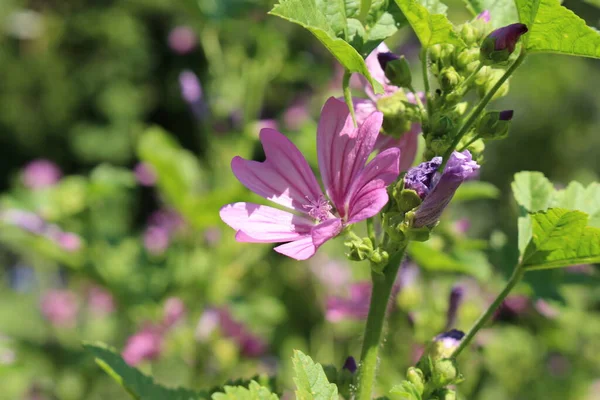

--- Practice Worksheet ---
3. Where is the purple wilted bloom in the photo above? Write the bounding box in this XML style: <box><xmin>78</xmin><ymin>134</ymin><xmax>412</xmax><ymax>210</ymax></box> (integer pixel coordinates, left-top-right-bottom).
<box><xmin>326</xmin><ymin>282</ymin><xmax>372</xmax><ymax>322</ymax></box>
<box><xmin>22</xmin><ymin>159</ymin><xmax>62</xmax><ymax>190</ymax></box>
<box><xmin>122</xmin><ymin>325</ymin><xmax>163</xmax><ymax>366</ymax></box>
<box><xmin>168</xmin><ymin>26</ymin><xmax>196</xmax><ymax>55</ymax></box>
<box><xmin>40</xmin><ymin>290</ymin><xmax>79</xmax><ymax>328</ymax></box>
<box><xmin>163</xmin><ymin>297</ymin><xmax>186</xmax><ymax>328</ymax></box>
<box><xmin>179</xmin><ymin>70</ymin><xmax>205</xmax><ymax>119</ymax></box>
<box><xmin>476</xmin><ymin>10</ymin><xmax>491</xmax><ymax>22</ymax></box>
<box><xmin>343</xmin><ymin>356</ymin><xmax>357</xmax><ymax>373</ymax></box>
<box><xmin>405</xmin><ymin>151</ymin><xmax>480</xmax><ymax>228</ymax></box>
<box><xmin>87</xmin><ymin>286</ymin><xmax>115</xmax><ymax>316</ymax></box>
<box><xmin>220</xmin><ymin>98</ymin><xmax>400</xmax><ymax>260</ymax></box>
<box><xmin>143</xmin><ymin>226</ymin><xmax>170</xmax><ymax>255</ymax></box>
<box><xmin>445</xmin><ymin>285</ymin><xmax>464</xmax><ymax>330</ymax></box>
<box><xmin>134</xmin><ymin>162</ymin><xmax>157</xmax><ymax>186</ymax></box>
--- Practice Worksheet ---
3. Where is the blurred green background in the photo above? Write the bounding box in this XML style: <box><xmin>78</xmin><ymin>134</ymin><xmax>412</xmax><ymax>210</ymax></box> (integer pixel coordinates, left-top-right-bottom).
<box><xmin>0</xmin><ymin>0</ymin><xmax>599</xmax><ymax>399</ymax></box>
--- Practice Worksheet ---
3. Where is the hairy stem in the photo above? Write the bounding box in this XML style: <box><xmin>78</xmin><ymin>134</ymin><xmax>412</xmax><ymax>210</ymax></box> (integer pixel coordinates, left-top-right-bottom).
<box><xmin>366</xmin><ymin>217</ymin><xmax>377</xmax><ymax>247</ymax></box>
<box><xmin>343</xmin><ymin>70</ymin><xmax>357</xmax><ymax>127</ymax></box>
<box><xmin>420</xmin><ymin>48</ymin><xmax>433</xmax><ymax>127</ymax></box>
<box><xmin>442</xmin><ymin>51</ymin><xmax>527</xmax><ymax>165</ymax></box>
<box><xmin>356</xmin><ymin>247</ymin><xmax>407</xmax><ymax>400</ymax></box>
<box><xmin>451</xmin><ymin>264</ymin><xmax>525</xmax><ymax>358</ymax></box>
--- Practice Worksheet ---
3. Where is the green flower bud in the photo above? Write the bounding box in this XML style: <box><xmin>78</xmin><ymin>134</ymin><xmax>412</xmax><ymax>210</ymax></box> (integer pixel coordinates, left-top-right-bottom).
<box><xmin>436</xmin><ymin>388</ymin><xmax>457</xmax><ymax>400</ymax></box>
<box><xmin>432</xmin><ymin>358</ymin><xmax>460</xmax><ymax>387</ymax></box>
<box><xmin>460</xmin><ymin>23</ymin><xmax>478</xmax><ymax>45</ymax></box>
<box><xmin>429</xmin><ymin>44</ymin><xmax>443</xmax><ymax>62</ymax></box>
<box><xmin>477</xmin><ymin>110</ymin><xmax>513</xmax><ymax>140</ymax></box>
<box><xmin>440</xmin><ymin>67</ymin><xmax>461</xmax><ymax>91</ymax></box>
<box><xmin>440</xmin><ymin>44</ymin><xmax>455</xmax><ymax>65</ymax></box>
<box><xmin>345</xmin><ymin>237</ymin><xmax>374</xmax><ymax>261</ymax></box>
<box><xmin>370</xmin><ymin>249</ymin><xmax>389</xmax><ymax>273</ymax></box>
<box><xmin>378</xmin><ymin>52</ymin><xmax>412</xmax><ymax>88</ymax></box>
<box><xmin>376</xmin><ymin>91</ymin><xmax>414</xmax><ymax>137</ymax></box>
<box><xmin>396</xmin><ymin>188</ymin><xmax>422</xmax><ymax>213</ymax></box>
<box><xmin>456</xmin><ymin>48</ymin><xmax>480</xmax><ymax>71</ymax></box>
<box><xmin>407</xmin><ymin>367</ymin><xmax>425</xmax><ymax>395</ymax></box>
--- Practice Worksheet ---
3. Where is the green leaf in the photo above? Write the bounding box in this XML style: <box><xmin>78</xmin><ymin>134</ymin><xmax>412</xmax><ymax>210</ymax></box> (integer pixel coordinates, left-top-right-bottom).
<box><xmin>292</xmin><ymin>350</ymin><xmax>339</xmax><ymax>400</ymax></box>
<box><xmin>452</xmin><ymin>181</ymin><xmax>500</xmax><ymax>201</ymax></box>
<box><xmin>84</xmin><ymin>342</ymin><xmax>208</xmax><ymax>400</ymax></box>
<box><xmin>361</xmin><ymin>0</ymin><xmax>407</xmax><ymax>56</ymax></box>
<box><xmin>511</xmin><ymin>171</ymin><xmax>555</xmax><ymax>212</ymax></box>
<box><xmin>408</xmin><ymin>242</ymin><xmax>491</xmax><ymax>281</ymax></box>
<box><xmin>394</xmin><ymin>0</ymin><xmax>465</xmax><ymax>47</ymax></box>
<box><xmin>553</xmin><ymin>181</ymin><xmax>600</xmax><ymax>228</ymax></box>
<box><xmin>211</xmin><ymin>381</ymin><xmax>279</xmax><ymax>400</ymax></box>
<box><xmin>521</xmin><ymin>208</ymin><xmax>600</xmax><ymax>270</ymax></box>
<box><xmin>269</xmin><ymin>0</ymin><xmax>383</xmax><ymax>93</ymax></box>
<box><xmin>462</xmin><ymin>0</ymin><xmax>519</xmax><ymax>28</ymax></box>
<box><xmin>515</xmin><ymin>0</ymin><xmax>600</xmax><ymax>58</ymax></box>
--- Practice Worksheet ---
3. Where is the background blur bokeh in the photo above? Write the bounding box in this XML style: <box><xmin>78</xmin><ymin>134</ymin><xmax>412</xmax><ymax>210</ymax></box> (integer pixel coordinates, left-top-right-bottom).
<box><xmin>0</xmin><ymin>0</ymin><xmax>599</xmax><ymax>399</ymax></box>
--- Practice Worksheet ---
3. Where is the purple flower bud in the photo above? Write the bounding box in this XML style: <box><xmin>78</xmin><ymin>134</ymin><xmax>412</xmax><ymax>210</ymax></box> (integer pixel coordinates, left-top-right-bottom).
<box><xmin>446</xmin><ymin>285</ymin><xmax>464</xmax><ymax>330</ymax></box>
<box><xmin>22</xmin><ymin>159</ymin><xmax>62</xmax><ymax>190</ymax></box>
<box><xmin>377</xmin><ymin>52</ymin><xmax>400</xmax><ymax>72</ymax></box>
<box><xmin>134</xmin><ymin>162</ymin><xmax>157</xmax><ymax>186</ymax></box>
<box><xmin>481</xmin><ymin>23</ymin><xmax>528</xmax><ymax>64</ymax></box>
<box><xmin>434</xmin><ymin>329</ymin><xmax>465</xmax><ymax>349</ymax></box>
<box><xmin>168</xmin><ymin>26</ymin><xmax>196</xmax><ymax>55</ymax></box>
<box><xmin>499</xmin><ymin>110</ymin><xmax>514</xmax><ymax>121</ymax></box>
<box><xmin>405</xmin><ymin>151</ymin><xmax>480</xmax><ymax>228</ymax></box>
<box><xmin>122</xmin><ymin>325</ymin><xmax>163</xmax><ymax>366</ymax></box>
<box><xmin>40</xmin><ymin>290</ymin><xmax>79</xmax><ymax>328</ymax></box>
<box><xmin>342</xmin><ymin>356</ymin><xmax>357</xmax><ymax>373</ymax></box>
<box><xmin>476</xmin><ymin>10</ymin><xmax>490</xmax><ymax>22</ymax></box>
<box><xmin>163</xmin><ymin>297</ymin><xmax>186</xmax><ymax>328</ymax></box>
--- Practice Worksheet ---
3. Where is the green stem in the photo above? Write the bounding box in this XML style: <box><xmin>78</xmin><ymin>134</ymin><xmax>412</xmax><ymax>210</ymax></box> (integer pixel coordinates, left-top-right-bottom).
<box><xmin>456</xmin><ymin>63</ymin><xmax>484</xmax><ymax>94</ymax></box>
<box><xmin>451</xmin><ymin>264</ymin><xmax>525</xmax><ymax>358</ymax></box>
<box><xmin>356</xmin><ymin>247</ymin><xmax>407</xmax><ymax>400</ymax></box>
<box><xmin>458</xmin><ymin>133</ymin><xmax>481</xmax><ymax>152</ymax></box>
<box><xmin>420</xmin><ymin>48</ymin><xmax>433</xmax><ymax>126</ymax></box>
<box><xmin>359</xmin><ymin>0</ymin><xmax>372</xmax><ymax>23</ymax></box>
<box><xmin>366</xmin><ymin>217</ymin><xmax>377</xmax><ymax>247</ymax></box>
<box><xmin>441</xmin><ymin>51</ymin><xmax>527</xmax><ymax>166</ymax></box>
<box><xmin>343</xmin><ymin>70</ymin><xmax>357</xmax><ymax>127</ymax></box>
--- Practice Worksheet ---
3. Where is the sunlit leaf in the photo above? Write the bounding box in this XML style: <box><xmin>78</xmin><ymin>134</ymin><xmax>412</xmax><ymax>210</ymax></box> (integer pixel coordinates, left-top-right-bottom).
<box><xmin>462</xmin><ymin>0</ymin><xmax>519</xmax><ymax>28</ymax></box>
<box><xmin>292</xmin><ymin>350</ymin><xmax>338</xmax><ymax>400</ymax></box>
<box><xmin>394</xmin><ymin>0</ymin><xmax>464</xmax><ymax>47</ymax></box>
<box><xmin>521</xmin><ymin>208</ymin><xmax>600</xmax><ymax>270</ymax></box>
<box><xmin>211</xmin><ymin>381</ymin><xmax>279</xmax><ymax>400</ymax></box>
<box><xmin>515</xmin><ymin>0</ymin><xmax>600</xmax><ymax>58</ymax></box>
<box><xmin>553</xmin><ymin>181</ymin><xmax>600</xmax><ymax>228</ymax></box>
<box><xmin>408</xmin><ymin>242</ymin><xmax>491</xmax><ymax>281</ymax></box>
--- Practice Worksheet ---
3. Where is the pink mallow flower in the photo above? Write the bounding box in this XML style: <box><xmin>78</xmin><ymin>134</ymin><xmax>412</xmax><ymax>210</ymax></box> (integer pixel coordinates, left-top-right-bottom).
<box><xmin>134</xmin><ymin>162</ymin><xmax>157</xmax><ymax>186</ymax></box>
<box><xmin>162</xmin><ymin>297</ymin><xmax>186</xmax><ymax>328</ymax></box>
<box><xmin>40</xmin><ymin>290</ymin><xmax>79</xmax><ymax>328</ymax></box>
<box><xmin>219</xmin><ymin>97</ymin><xmax>400</xmax><ymax>260</ymax></box>
<box><xmin>87</xmin><ymin>286</ymin><xmax>115</xmax><ymax>316</ymax></box>
<box><xmin>122</xmin><ymin>325</ymin><xmax>163</xmax><ymax>366</ymax></box>
<box><xmin>354</xmin><ymin>43</ymin><xmax>423</xmax><ymax>170</ymax></box>
<box><xmin>22</xmin><ymin>159</ymin><xmax>62</xmax><ymax>190</ymax></box>
<box><xmin>326</xmin><ymin>282</ymin><xmax>372</xmax><ymax>322</ymax></box>
<box><xmin>168</xmin><ymin>26</ymin><xmax>196</xmax><ymax>55</ymax></box>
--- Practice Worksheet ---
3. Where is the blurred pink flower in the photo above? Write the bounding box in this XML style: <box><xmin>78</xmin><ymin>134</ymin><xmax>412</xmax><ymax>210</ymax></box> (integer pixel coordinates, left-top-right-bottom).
<box><xmin>310</xmin><ymin>258</ymin><xmax>351</xmax><ymax>291</ymax></box>
<box><xmin>134</xmin><ymin>162</ymin><xmax>157</xmax><ymax>186</ymax></box>
<box><xmin>122</xmin><ymin>325</ymin><xmax>163</xmax><ymax>366</ymax></box>
<box><xmin>87</xmin><ymin>286</ymin><xmax>115</xmax><ymax>316</ymax></box>
<box><xmin>163</xmin><ymin>297</ymin><xmax>186</xmax><ymax>328</ymax></box>
<box><xmin>283</xmin><ymin>98</ymin><xmax>310</xmax><ymax>131</ymax></box>
<box><xmin>168</xmin><ymin>26</ymin><xmax>196</xmax><ymax>55</ymax></box>
<box><xmin>40</xmin><ymin>290</ymin><xmax>79</xmax><ymax>327</ymax></box>
<box><xmin>22</xmin><ymin>159</ymin><xmax>62</xmax><ymax>189</ymax></box>
<box><xmin>326</xmin><ymin>282</ymin><xmax>372</xmax><ymax>322</ymax></box>
<box><xmin>54</xmin><ymin>232</ymin><xmax>82</xmax><ymax>252</ymax></box>
<box><xmin>195</xmin><ymin>308</ymin><xmax>220</xmax><ymax>341</ymax></box>
<box><xmin>220</xmin><ymin>97</ymin><xmax>400</xmax><ymax>260</ymax></box>
<box><xmin>143</xmin><ymin>226</ymin><xmax>170</xmax><ymax>255</ymax></box>
<box><xmin>0</xmin><ymin>209</ymin><xmax>45</xmax><ymax>234</ymax></box>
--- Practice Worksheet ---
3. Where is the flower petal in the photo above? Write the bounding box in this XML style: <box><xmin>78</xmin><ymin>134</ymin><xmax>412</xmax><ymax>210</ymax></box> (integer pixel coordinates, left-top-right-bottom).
<box><xmin>346</xmin><ymin>148</ymin><xmax>400</xmax><ymax>224</ymax></box>
<box><xmin>231</xmin><ymin>129</ymin><xmax>323</xmax><ymax>212</ymax></box>
<box><xmin>274</xmin><ymin>237</ymin><xmax>316</xmax><ymax>260</ymax></box>
<box><xmin>311</xmin><ymin>218</ymin><xmax>343</xmax><ymax>248</ymax></box>
<box><xmin>317</xmin><ymin>97</ymin><xmax>383</xmax><ymax>219</ymax></box>
<box><xmin>361</xmin><ymin>42</ymin><xmax>398</xmax><ymax>101</ymax></box>
<box><xmin>375</xmin><ymin>123</ymin><xmax>421</xmax><ymax>172</ymax></box>
<box><xmin>220</xmin><ymin>202</ymin><xmax>313</xmax><ymax>242</ymax></box>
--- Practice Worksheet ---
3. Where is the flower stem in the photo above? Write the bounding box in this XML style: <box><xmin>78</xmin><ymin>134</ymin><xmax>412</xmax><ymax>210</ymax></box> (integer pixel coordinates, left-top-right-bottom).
<box><xmin>442</xmin><ymin>51</ymin><xmax>527</xmax><ymax>165</ymax></box>
<box><xmin>343</xmin><ymin>70</ymin><xmax>357</xmax><ymax>127</ymax></box>
<box><xmin>366</xmin><ymin>218</ymin><xmax>377</xmax><ymax>247</ymax></box>
<box><xmin>420</xmin><ymin>48</ymin><xmax>433</xmax><ymax>127</ymax></box>
<box><xmin>359</xmin><ymin>0</ymin><xmax>372</xmax><ymax>23</ymax></box>
<box><xmin>356</xmin><ymin>247</ymin><xmax>407</xmax><ymax>400</ymax></box>
<box><xmin>451</xmin><ymin>264</ymin><xmax>525</xmax><ymax>358</ymax></box>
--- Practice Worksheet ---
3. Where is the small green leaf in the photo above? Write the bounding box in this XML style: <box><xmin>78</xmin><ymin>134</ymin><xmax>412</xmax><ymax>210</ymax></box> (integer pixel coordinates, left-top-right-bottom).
<box><xmin>408</xmin><ymin>242</ymin><xmax>491</xmax><ymax>281</ymax></box>
<box><xmin>521</xmin><ymin>208</ymin><xmax>600</xmax><ymax>270</ymax></box>
<box><xmin>84</xmin><ymin>342</ymin><xmax>208</xmax><ymax>400</ymax></box>
<box><xmin>394</xmin><ymin>0</ymin><xmax>465</xmax><ymax>47</ymax></box>
<box><xmin>269</xmin><ymin>0</ymin><xmax>383</xmax><ymax>93</ymax></box>
<box><xmin>211</xmin><ymin>381</ymin><xmax>279</xmax><ymax>400</ymax></box>
<box><xmin>511</xmin><ymin>171</ymin><xmax>555</xmax><ymax>212</ymax></box>
<box><xmin>515</xmin><ymin>0</ymin><xmax>600</xmax><ymax>58</ymax></box>
<box><xmin>452</xmin><ymin>181</ymin><xmax>500</xmax><ymax>201</ymax></box>
<box><xmin>292</xmin><ymin>350</ymin><xmax>339</xmax><ymax>400</ymax></box>
<box><xmin>462</xmin><ymin>0</ymin><xmax>519</xmax><ymax>28</ymax></box>
<box><xmin>553</xmin><ymin>181</ymin><xmax>600</xmax><ymax>228</ymax></box>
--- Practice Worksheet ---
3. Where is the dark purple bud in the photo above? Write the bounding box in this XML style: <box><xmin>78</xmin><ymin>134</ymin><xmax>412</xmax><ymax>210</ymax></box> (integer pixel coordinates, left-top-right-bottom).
<box><xmin>445</xmin><ymin>285</ymin><xmax>464</xmax><ymax>330</ymax></box>
<box><xmin>377</xmin><ymin>52</ymin><xmax>400</xmax><ymax>72</ymax></box>
<box><xmin>342</xmin><ymin>356</ymin><xmax>357</xmax><ymax>374</ymax></box>
<box><xmin>499</xmin><ymin>110</ymin><xmax>514</xmax><ymax>121</ymax></box>
<box><xmin>434</xmin><ymin>329</ymin><xmax>465</xmax><ymax>349</ymax></box>
<box><xmin>406</xmin><ymin>151</ymin><xmax>480</xmax><ymax>228</ymax></box>
<box><xmin>476</xmin><ymin>10</ymin><xmax>490</xmax><ymax>22</ymax></box>
<box><xmin>480</xmin><ymin>23</ymin><xmax>528</xmax><ymax>64</ymax></box>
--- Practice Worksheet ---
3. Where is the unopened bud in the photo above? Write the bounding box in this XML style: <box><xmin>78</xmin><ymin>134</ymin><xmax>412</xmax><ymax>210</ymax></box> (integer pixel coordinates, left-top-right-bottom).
<box><xmin>436</xmin><ymin>388</ymin><xmax>457</xmax><ymax>400</ymax></box>
<box><xmin>480</xmin><ymin>23</ymin><xmax>528</xmax><ymax>65</ymax></box>
<box><xmin>460</xmin><ymin>23</ymin><xmax>478</xmax><ymax>45</ymax></box>
<box><xmin>407</xmin><ymin>367</ymin><xmax>425</xmax><ymax>395</ymax></box>
<box><xmin>476</xmin><ymin>10</ymin><xmax>491</xmax><ymax>23</ymax></box>
<box><xmin>342</xmin><ymin>356</ymin><xmax>357</xmax><ymax>373</ymax></box>
<box><xmin>396</xmin><ymin>188</ymin><xmax>423</xmax><ymax>213</ymax></box>
<box><xmin>370</xmin><ymin>249</ymin><xmax>389</xmax><ymax>273</ymax></box>
<box><xmin>440</xmin><ymin>67</ymin><xmax>461</xmax><ymax>91</ymax></box>
<box><xmin>345</xmin><ymin>237</ymin><xmax>374</xmax><ymax>261</ymax></box>
<box><xmin>378</xmin><ymin>52</ymin><xmax>412</xmax><ymax>88</ymax></box>
<box><xmin>477</xmin><ymin>110</ymin><xmax>513</xmax><ymax>140</ymax></box>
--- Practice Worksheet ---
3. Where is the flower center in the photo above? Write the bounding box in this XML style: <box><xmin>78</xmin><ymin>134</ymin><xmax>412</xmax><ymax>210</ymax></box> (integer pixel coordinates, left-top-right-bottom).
<box><xmin>303</xmin><ymin>196</ymin><xmax>333</xmax><ymax>222</ymax></box>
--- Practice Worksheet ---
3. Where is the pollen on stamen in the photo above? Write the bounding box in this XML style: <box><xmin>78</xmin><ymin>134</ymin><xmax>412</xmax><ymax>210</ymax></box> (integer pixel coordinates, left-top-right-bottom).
<box><xmin>303</xmin><ymin>196</ymin><xmax>333</xmax><ymax>222</ymax></box>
